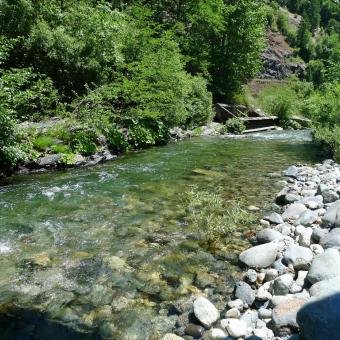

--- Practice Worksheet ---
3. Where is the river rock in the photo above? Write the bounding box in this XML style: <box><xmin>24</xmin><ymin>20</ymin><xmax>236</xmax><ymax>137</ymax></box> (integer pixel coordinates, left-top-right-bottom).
<box><xmin>234</xmin><ymin>281</ymin><xmax>255</xmax><ymax>306</ymax></box>
<box><xmin>322</xmin><ymin>190</ymin><xmax>339</xmax><ymax>204</ymax></box>
<box><xmin>185</xmin><ymin>324</ymin><xmax>205</xmax><ymax>338</ymax></box>
<box><xmin>204</xmin><ymin>328</ymin><xmax>227</xmax><ymax>339</ymax></box>
<box><xmin>310</xmin><ymin>244</ymin><xmax>324</xmax><ymax>255</ymax></box>
<box><xmin>284</xmin><ymin>193</ymin><xmax>300</xmax><ymax>204</ymax></box>
<box><xmin>245</xmin><ymin>269</ymin><xmax>257</xmax><ymax>283</ymax></box>
<box><xmin>193</xmin><ymin>297</ymin><xmax>219</xmax><ymax>328</ymax></box>
<box><xmin>162</xmin><ymin>334</ymin><xmax>185</xmax><ymax>340</ymax></box>
<box><xmin>227</xmin><ymin>299</ymin><xmax>243</xmax><ymax>311</ymax></box>
<box><xmin>257</xmin><ymin>228</ymin><xmax>283</xmax><ymax>244</ymax></box>
<box><xmin>298</xmin><ymin>227</ymin><xmax>313</xmax><ymax>247</ymax></box>
<box><xmin>272</xmin><ymin>298</ymin><xmax>305</xmax><ymax>334</ymax></box>
<box><xmin>221</xmin><ymin>319</ymin><xmax>247</xmax><ymax>338</ymax></box>
<box><xmin>297</xmin><ymin>293</ymin><xmax>340</xmax><ymax>340</ymax></box>
<box><xmin>259</xmin><ymin>308</ymin><xmax>272</xmax><ymax>319</ymax></box>
<box><xmin>299</xmin><ymin>195</ymin><xmax>324</xmax><ymax>209</ymax></box>
<box><xmin>294</xmin><ymin>210</ymin><xmax>318</xmax><ymax>227</ymax></box>
<box><xmin>225</xmin><ymin>308</ymin><xmax>240</xmax><ymax>319</ymax></box>
<box><xmin>311</xmin><ymin>228</ymin><xmax>328</xmax><ymax>243</ymax></box>
<box><xmin>309</xmin><ymin>275</ymin><xmax>340</xmax><ymax>299</ymax></box>
<box><xmin>265</xmin><ymin>212</ymin><xmax>284</xmax><ymax>225</ymax></box>
<box><xmin>296</xmin><ymin>271</ymin><xmax>308</xmax><ymax>287</ymax></box>
<box><xmin>283</xmin><ymin>244</ymin><xmax>313</xmax><ymax>270</ymax></box>
<box><xmin>240</xmin><ymin>310</ymin><xmax>259</xmax><ymax>328</ymax></box>
<box><xmin>307</xmin><ymin>248</ymin><xmax>340</xmax><ymax>284</ymax></box>
<box><xmin>282</xmin><ymin>204</ymin><xmax>307</xmax><ymax>221</ymax></box>
<box><xmin>285</xmin><ymin>166</ymin><xmax>299</xmax><ymax>178</ymax></box>
<box><xmin>37</xmin><ymin>154</ymin><xmax>62</xmax><ymax>168</ymax></box>
<box><xmin>322</xmin><ymin>200</ymin><xmax>340</xmax><ymax>227</ymax></box>
<box><xmin>320</xmin><ymin>228</ymin><xmax>340</xmax><ymax>249</ymax></box>
<box><xmin>273</xmin><ymin>274</ymin><xmax>293</xmax><ymax>295</ymax></box>
<box><xmin>239</xmin><ymin>242</ymin><xmax>279</xmax><ymax>268</ymax></box>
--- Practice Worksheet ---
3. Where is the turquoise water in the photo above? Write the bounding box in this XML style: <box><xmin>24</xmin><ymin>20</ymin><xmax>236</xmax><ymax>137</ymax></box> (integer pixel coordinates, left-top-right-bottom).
<box><xmin>0</xmin><ymin>132</ymin><xmax>321</xmax><ymax>339</ymax></box>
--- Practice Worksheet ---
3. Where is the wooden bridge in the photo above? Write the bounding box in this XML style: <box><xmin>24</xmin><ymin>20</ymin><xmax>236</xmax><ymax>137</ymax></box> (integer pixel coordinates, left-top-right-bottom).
<box><xmin>214</xmin><ymin>103</ymin><xmax>310</xmax><ymax>133</ymax></box>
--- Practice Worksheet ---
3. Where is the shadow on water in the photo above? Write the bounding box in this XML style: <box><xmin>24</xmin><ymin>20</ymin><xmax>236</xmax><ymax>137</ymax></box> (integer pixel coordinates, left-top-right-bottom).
<box><xmin>0</xmin><ymin>306</ymin><xmax>99</xmax><ymax>340</ymax></box>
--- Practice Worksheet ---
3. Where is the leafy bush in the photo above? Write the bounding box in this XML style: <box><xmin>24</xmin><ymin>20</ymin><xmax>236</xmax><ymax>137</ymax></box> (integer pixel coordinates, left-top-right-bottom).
<box><xmin>313</xmin><ymin>126</ymin><xmax>340</xmax><ymax>161</ymax></box>
<box><xmin>183</xmin><ymin>188</ymin><xmax>254</xmax><ymax>244</ymax></box>
<box><xmin>0</xmin><ymin>68</ymin><xmax>58</xmax><ymax>121</ymax></box>
<box><xmin>258</xmin><ymin>85</ymin><xmax>299</xmax><ymax>127</ymax></box>
<box><xmin>0</xmin><ymin>105</ymin><xmax>28</xmax><ymax>170</ymax></box>
<box><xmin>69</xmin><ymin>128</ymin><xmax>97</xmax><ymax>156</ymax></box>
<box><xmin>222</xmin><ymin>118</ymin><xmax>246</xmax><ymax>134</ymax></box>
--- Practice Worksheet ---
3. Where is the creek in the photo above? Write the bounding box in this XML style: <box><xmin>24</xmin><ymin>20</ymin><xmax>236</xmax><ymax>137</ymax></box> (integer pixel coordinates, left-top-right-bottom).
<box><xmin>0</xmin><ymin>131</ymin><xmax>322</xmax><ymax>339</ymax></box>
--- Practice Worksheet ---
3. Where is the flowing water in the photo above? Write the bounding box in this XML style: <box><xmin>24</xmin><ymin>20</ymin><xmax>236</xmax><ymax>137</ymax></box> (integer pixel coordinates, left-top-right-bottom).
<box><xmin>0</xmin><ymin>131</ymin><xmax>322</xmax><ymax>339</ymax></box>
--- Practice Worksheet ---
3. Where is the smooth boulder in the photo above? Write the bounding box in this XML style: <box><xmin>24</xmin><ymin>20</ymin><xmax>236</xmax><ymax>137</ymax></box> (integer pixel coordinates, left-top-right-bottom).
<box><xmin>235</xmin><ymin>281</ymin><xmax>255</xmax><ymax>306</ymax></box>
<box><xmin>322</xmin><ymin>200</ymin><xmax>340</xmax><ymax>227</ymax></box>
<box><xmin>320</xmin><ymin>228</ymin><xmax>340</xmax><ymax>249</ymax></box>
<box><xmin>282</xmin><ymin>204</ymin><xmax>307</xmax><ymax>221</ymax></box>
<box><xmin>283</xmin><ymin>244</ymin><xmax>313</xmax><ymax>270</ymax></box>
<box><xmin>256</xmin><ymin>228</ymin><xmax>283</xmax><ymax>244</ymax></box>
<box><xmin>193</xmin><ymin>297</ymin><xmax>219</xmax><ymax>328</ymax></box>
<box><xmin>239</xmin><ymin>242</ymin><xmax>279</xmax><ymax>268</ymax></box>
<box><xmin>307</xmin><ymin>248</ymin><xmax>340</xmax><ymax>284</ymax></box>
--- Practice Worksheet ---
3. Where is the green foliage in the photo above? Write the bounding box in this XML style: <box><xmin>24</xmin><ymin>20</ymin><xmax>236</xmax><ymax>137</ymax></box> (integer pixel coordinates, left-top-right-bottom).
<box><xmin>0</xmin><ymin>68</ymin><xmax>58</xmax><ymax>121</ymax></box>
<box><xmin>183</xmin><ymin>187</ymin><xmax>254</xmax><ymax>243</ymax></box>
<box><xmin>258</xmin><ymin>85</ymin><xmax>299</xmax><ymax>127</ymax></box>
<box><xmin>222</xmin><ymin>118</ymin><xmax>246</xmax><ymax>135</ymax></box>
<box><xmin>50</xmin><ymin>144</ymin><xmax>70</xmax><ymax>154</ymax></box>
<box><xmin>33</xmin><ymin>136</ymin><xmax>55</xmax><ymax>151</ymax></box>
<box><xmin>69</xmin><ymin>128</ymin><xmax>97</xmax><ymax>156</ymax></box>
<box><xmin>277</xmin><ymin>10</ymin><xmax>297</xmax><ymax>45</ymax></box>
<box><xmin>0</xmin><ymin>104</ymin><xmax>28</xmax><ymax>170</ymax></box>
<box><xmin>313</xmin><ymin>126</ymin><xmax>340</xmax><ymax>161</ymax></box>
<box><xmin>301</xmin><ymin>82</ymin><xmax>340</xmax><ymax>127</ymax></box>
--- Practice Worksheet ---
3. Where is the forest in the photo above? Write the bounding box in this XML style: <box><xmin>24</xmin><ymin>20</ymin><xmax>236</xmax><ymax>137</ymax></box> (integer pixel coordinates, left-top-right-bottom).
<box><xmin>0</xmin><ymin>0</ymin><xmax>339</xmax><ymax>175</ymax></box>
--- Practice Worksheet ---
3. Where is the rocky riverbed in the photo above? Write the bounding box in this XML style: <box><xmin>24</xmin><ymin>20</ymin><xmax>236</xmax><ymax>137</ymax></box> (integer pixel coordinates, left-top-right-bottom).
<box><xmin>163</xmin><ymin>159</ymin><xmax>340</xmax><ymax>340</ymax></box>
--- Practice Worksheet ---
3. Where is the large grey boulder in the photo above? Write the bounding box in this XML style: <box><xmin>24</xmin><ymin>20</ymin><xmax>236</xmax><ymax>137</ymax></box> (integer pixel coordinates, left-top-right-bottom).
<box><xmin>307</xmin><ymin>248</ymin><xmax>340</xmax><ymax>284</ymax></box>
<box><xmin>37</xmin><ymin>154</ymin><xmax>62</xmax><ymax>168</ymax></box>
<box><xmin>297</xmin><ymin>293</ymin><xmax>340</xmax><ymax>340</ymax></box>
<box><xmin>284</xmin><ymin>166</ymin><xmax>299</xmax><ymax>178</ymax></box>
<box><xmin>282</xmin><ymin>204</ymin><xmax>307</xmax><ymax>221</ymax></box>
<box><xmin>257</xmin><ymin>228</ymin><xmax>283</xmax><ymax>244</ymax></box>
<box><xmin>320</xmin><ymin>228</ymin><xmax>340</xmax><ymax>249</ymax></box>
<box><xmin>322</xmin><ymin>200</ymin><xmax>340</xmax><ymax>228</ymax></box>
<box><xmin>283</xmin><ymin>244</ymin><xmax>313</xmax><ymax>270</ymax></box>
<box><xmin>239</xmin><ymin>242</ymin><xmax>279</xmax><ymax>268</ymax></box>
<box><xmin>309</xmin><ymin>276</ymin><xmax>340</xmax><ymax>299</ymax></box>
<box><xmin>234</xmin><ymin>281</ymin><xmax>255</xmax><ymax>306</ymax></box>
<box><xmin>265</xmin><ymin>212</ymin><xmax>284</xmax><ymax>225</ymax></box>
<box><xmin>294</xmin><ymin>209</ymin><xmax>318</xmax><ymax>227</ymax></box>
<box><xmin>193</xmin><ymin>297</ymin><xmax>219</xmax><ymax>328</ymax></box>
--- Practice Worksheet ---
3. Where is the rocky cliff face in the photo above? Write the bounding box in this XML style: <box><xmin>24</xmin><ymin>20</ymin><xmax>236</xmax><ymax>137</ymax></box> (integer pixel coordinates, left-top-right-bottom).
<box><xmin>258</xmin><ymin>31</ymin><xmax>306</xmax><ymax>80</ymax></box>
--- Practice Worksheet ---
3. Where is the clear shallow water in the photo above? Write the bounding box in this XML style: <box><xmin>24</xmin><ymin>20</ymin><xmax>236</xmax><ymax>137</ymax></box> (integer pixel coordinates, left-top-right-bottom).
<box><xmin>0</xmin><ymin>132</ymin><xmax>322</xmax><ymax>339</ymax></box>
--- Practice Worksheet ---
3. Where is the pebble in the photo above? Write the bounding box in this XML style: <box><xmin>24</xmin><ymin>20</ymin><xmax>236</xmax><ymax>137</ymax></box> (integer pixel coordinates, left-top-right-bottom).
<box><xmin>221</xmin><ymin>319</ymin><xmax>247</xmax><ymax>338</ymax></box>
<box><xmin>193</xmin><ymin>297</ymin><xmax>219</xmax><ymax>328</ymax></box>
<box><xmin>225</xmin><ymin>308</ymin><xmax>240</xmax><ymax>319</ymax></box>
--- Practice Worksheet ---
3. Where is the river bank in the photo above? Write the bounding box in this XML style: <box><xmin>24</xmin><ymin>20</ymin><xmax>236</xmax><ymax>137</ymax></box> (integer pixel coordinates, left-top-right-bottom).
<box><xmin>0</xmin><ymin>122</ymin><xmax>299</xmax><ymax>179</ymax></box>
<box><xmin>163</xmin><ymin>159</ymin><xmax>340</xmax><ymax>340</ymax></box>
